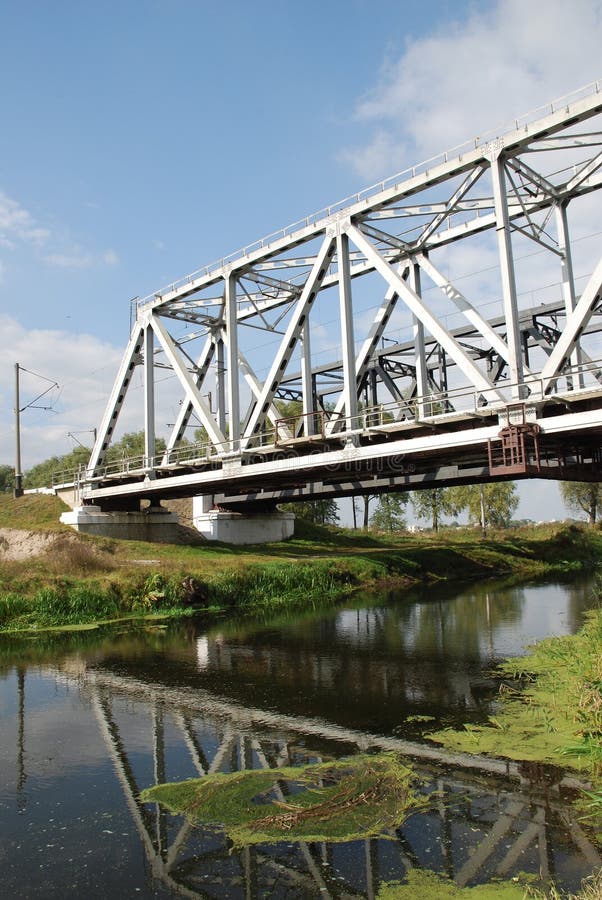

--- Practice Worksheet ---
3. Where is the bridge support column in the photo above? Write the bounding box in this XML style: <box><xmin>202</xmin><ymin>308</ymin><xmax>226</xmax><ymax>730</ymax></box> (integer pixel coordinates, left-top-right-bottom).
<box><xmin>556</xmin><ymin>200</ymin><xmax>584</xmax><ymax>389</ymax></box>
<box><xmin>410</xmin><ymin>261</ymin><xmax>428</xmax><ymax>419</ymax></box>
<box><xmin>192</xmin><ymin>496</ymin><xmax>294</xmax><ymax>544</ymax></box>
<box><xmin>225</xmin><ymin>271</ymin><xmax>241</xmax><ymax>452</ymax></box>
<box><xmin>490</xmin><ymin>153</ymin><xmax>525</xmax><ymax>396</ymax></box>
<box><xmin>337</xmin><ymin>231</ymin><xmax>359</xmax><ymax>437</ymax></box>
<box><xmin>60</xmin><ymin>504</ymin><xmax>180</xmax><ymax>542</ymax></box>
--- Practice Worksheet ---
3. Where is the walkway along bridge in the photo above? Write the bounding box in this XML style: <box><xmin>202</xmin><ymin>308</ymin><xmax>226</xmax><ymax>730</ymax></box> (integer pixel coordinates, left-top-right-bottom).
<box><xmin>58</xmin><ymin>82</ymin><xmax>602</xmax><ymax>539</ymax></box>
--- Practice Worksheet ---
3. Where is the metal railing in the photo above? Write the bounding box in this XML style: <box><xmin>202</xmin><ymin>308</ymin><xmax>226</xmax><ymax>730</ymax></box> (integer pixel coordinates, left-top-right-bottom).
<box><xmin>274</xmin><ymin>410</ymin><xmax>327</xmax><ymax>445</ymax></box>
<box><xmin>50</xmin><ymin>353</ymin><xmax>602</xmax><ymax>488</ymax></box>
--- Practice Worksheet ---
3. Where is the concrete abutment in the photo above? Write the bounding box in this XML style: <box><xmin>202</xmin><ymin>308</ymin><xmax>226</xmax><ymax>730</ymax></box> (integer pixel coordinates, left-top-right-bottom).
<box><xmin>59</xmin><ymin>504</ymin><xmax>181</xmax><ymax>542</ymax></box>
<box><xmin>60</xmin><ymin>496</ymin><xmax>295</xmax><ymax>545</ymax></box>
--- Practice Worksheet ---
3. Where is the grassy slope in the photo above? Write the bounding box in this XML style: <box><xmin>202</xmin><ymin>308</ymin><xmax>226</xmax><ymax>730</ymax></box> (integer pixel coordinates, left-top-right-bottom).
<box><xmin>1</xmin><ymin>494</ymin><xmax>601</xmax><ymax>632</ymax></box>
<box><xmin>0</xmin><ymin>493</ymin><xmax>72</xmax><ymax>530</ymax></box>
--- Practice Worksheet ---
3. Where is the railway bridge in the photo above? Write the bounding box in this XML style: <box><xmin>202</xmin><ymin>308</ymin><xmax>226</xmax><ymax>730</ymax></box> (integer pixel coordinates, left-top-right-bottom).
<box><xmin>56</xmin><ymin>82</ymin><xmax>602</xmax><ymax>541</ymax></box>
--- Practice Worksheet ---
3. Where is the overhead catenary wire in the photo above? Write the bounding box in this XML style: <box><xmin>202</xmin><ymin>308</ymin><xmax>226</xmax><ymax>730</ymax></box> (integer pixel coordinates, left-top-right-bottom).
<box><xmin>16</xmin><ymin>365</ymin><xmax>60</xmax><ymax>412</ymax></box>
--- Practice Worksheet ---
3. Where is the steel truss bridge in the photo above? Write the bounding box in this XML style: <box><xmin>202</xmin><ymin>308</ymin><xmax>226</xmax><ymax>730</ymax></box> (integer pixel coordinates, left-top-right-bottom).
<box><xmin>74</xmin><ymin>82</ymin><xmax>602</xmax><ymax>511</ymax></box>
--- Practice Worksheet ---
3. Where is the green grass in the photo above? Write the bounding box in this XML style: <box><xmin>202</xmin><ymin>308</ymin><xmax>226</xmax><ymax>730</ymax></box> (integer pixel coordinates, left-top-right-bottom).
<box><xmin>207</xmin><ymin>557</ymin><xmax>381</xmax><ymax>611</ymax></box>
<box><xmin>0</xmin><ymin>493</ymin><xmax>71</xmax><ymax>530</ymax></box>
<box><xmin>2</xmin><ymin>493</ymin><xmax>602</xmax><ymax>633</ymax></box>
<box><xmin>0</xmin><ymin>573</ymin><xmax>193</xmax><ymax>631</ymax></box>
<box><xmin>0</xmin><ymin>593</ymin><xmax>30</xmax><ymax>626</ymax></box>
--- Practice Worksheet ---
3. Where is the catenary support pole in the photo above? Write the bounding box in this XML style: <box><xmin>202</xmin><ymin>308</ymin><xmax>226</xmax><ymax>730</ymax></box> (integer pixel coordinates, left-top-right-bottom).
<box><xmin>14</xmin><ymin>363</ymin><xmax>23</xmax><ymax>497</ymax></box>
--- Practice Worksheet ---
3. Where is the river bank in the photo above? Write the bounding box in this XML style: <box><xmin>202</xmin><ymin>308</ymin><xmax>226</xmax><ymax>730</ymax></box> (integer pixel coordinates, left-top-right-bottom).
<box><xmin>1</xmin><ymin>494</ymin><xmax>602</xmax><ymax>633</ymax></box>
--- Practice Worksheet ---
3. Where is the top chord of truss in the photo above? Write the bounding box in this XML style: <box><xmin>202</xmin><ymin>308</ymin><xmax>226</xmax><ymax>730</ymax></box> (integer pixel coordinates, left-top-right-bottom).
<box><xmin>137</xmin><ymin>79</ymin><xmax>602</xmax><ymax>312</ymax></box>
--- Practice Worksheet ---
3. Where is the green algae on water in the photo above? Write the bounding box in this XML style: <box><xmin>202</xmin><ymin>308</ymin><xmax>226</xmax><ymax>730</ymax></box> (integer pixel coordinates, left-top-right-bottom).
<box><xmin>377</xmin><ymin>870</ymin><xmax>531</xmax><ymax>899</ymax></box>
<box><xmin>386</xmin><ymin>869</ymin><xmax>602</xmax><ymax>900</ymax></box>
<box><xmin>140</xmin><ymin>752</ymin><xmax>424</xmax><ymax>847</ymax></box>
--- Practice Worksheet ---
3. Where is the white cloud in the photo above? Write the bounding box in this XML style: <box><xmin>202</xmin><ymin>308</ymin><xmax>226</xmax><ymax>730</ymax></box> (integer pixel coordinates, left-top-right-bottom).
<box><xmin>341</xmin><ymin>0</ymin><xmax>602</xmax><ymax>180</ymax></box>
<box><xmin>43</xmin><ymin>247</ymin><xmax>119</xmax><ymax>269</ymax></box>
<box><xmin>0</xmin><ymin>315</ymin><xmax>194</xmax><ymax>472</ymax></box>
<box><xmin>103</xmin><ymin>248</ymin><xmax>119</xmax><ymax>266</ymax></box>
<box><xmin>0</xmin><ymin>190</ymin><xmax>50</xmax><ymax>248</ymax></box>
<box><xmin>43</xmin><ymin>251</ymin><xmax>94</xmax><ymax>269</ymax></box>
<box><xmin>0</xmin><ymin>315</ymin><xmax>125</xmax><ymax>468</ymax></box>
<box><xmin>0</xmin><ymin>189</ymin><xmax>118</xmax><ymax>273</ymax></box>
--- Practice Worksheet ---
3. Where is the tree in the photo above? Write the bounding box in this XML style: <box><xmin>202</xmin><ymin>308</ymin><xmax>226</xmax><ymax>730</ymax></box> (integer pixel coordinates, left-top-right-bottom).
<box><xmin>275</xmin><ymin>399</ymin><xmax>303</xmax><ymax>420</ymax></box>
<box><xmin>352</xmin><ymin>493</ymin><xmax>377</xmax><ymax>530</ymax></box>
<box><xmin>0</xmin><ymin>465</ymin><xmax>15</xmax><ymax>493</ymax></box>
<box><xmin>105</xmin><ymin>431</ymin><xmax>166</xmax><ymax>462</ymax></box>
<box><xmin>411</xmin><ymin>488</ymin><xmax>458</xmax><ymax>532</ymax></box>
<box><xmin>282</xmin><ymin>499</ymin><xmax>340</xmax><ymax>526</ymax></box>
<box><xmin>370</xmin><ymin>493</ymin><xmax>408</xmax><ymax>532</ymax></box>
<box><xmin>22</xmin><ymin>431</ymin><xmax>170</xmax><ymax>489</ymax></box>
<box><xmin>559</xmin><ymin>482</ymin><xmax>602</xmax><ymax>525</ymax></box>
<box><xmin>448</xmin><ymin>483</ymin><xmax>518</xmax><ymax>529</ymax></box>
<box><xmin>24</xmin><ymin>445</ymin><xmax>91</xmax><ymax>488</ymax></box>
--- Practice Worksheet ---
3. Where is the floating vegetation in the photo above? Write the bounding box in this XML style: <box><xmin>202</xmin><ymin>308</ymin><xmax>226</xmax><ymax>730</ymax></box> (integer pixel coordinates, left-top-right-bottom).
<box><xmin>404</xmin><ymin>714</ymin><xmax>437</xmax><ymax>724</ymax></box>
<box><xmin>377</xmin><ymin>869</ymin><xmax>531</xmax><ymax>898</ymax></box>
<box><xmin>141</xmin><ymin>753</ymin><xmax>424</xmax><ymax>847</ymax></box>
<box><xmin>525</xmin><ymin>869</ymin><xmax>602</xmax><ymax>900</ymax></box>
<box><xmin>378</xmin><ymin>869</ymin><xmax>602</xmax><ymax>899</ymax></box>
<box><xmin>427</xmin><ymin>609</ymin><xmax>602</xmax><ymax>779</ymax></box>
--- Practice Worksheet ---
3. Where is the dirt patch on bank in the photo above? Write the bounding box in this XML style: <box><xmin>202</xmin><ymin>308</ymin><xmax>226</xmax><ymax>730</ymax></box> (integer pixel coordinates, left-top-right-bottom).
<box><xmin>0</xmin><ymin>528</ymin><xmax>83</xmax><ymax>561</ymax></box>
<box><xmin>0</xmin><ymin>521</ymin><xmax>203</xmax><ymax>562</ymax></box>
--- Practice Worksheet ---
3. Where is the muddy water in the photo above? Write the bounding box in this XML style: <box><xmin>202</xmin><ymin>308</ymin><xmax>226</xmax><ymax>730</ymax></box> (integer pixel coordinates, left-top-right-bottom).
<box><xmin>0</xmin><ymin>576</ymin><xmax>600</xmax><ymax>898</ymax></box>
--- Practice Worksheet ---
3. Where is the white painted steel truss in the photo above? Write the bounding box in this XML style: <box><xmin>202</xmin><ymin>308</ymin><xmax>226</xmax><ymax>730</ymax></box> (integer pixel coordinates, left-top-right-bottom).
<box><xmin>83</xmin><ymin>82</ymin><xmax>602</xmax><ymax>504</ymax></box>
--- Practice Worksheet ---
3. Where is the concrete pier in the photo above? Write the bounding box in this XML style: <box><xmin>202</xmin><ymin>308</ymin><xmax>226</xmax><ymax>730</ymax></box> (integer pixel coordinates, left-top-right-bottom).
<box><xmin>192</xmin><ymin>496</ymin><xmax>294</xmax><ymax>544</ymax></box>
<box><xmin>60</xmin><ymin>504</ymin><xmax>180</xmax><ymax>542</ymax></box>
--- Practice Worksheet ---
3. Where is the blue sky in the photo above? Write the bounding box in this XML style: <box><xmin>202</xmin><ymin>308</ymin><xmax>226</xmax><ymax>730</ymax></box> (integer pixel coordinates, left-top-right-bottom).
<box><xmin>1</xmin><ymin>0</ymin><xmax>601</xmax><ymax>522</ymax></box>
<box><xmin>2</xmin><ymin>0</ymin><xmax>478</xmax><ymax>338</ymax></box>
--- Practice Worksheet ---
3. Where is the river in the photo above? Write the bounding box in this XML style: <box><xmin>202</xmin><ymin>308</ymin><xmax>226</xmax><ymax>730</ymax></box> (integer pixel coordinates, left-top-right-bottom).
<box><xmin>1</xmin><ymin>576</ymin><xmax>600</xmax><ymax>898</ymax></box>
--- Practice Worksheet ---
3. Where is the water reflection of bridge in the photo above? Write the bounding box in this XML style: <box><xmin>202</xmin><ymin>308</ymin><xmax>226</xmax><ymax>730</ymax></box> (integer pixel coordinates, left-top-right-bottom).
<box><xmin>82</xmin><ymin>668</ymin><xmax>600</xmax><ymax>899</ymax></box>
<box><xmin>88</xmin><ymin>579</ymin><xmax>589</xmax><ymax>733</ymax></box>
<box><xmin>192</xmin><ymin>599</ymin><xmax>513</xmax><ymax>725</ymax></box>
